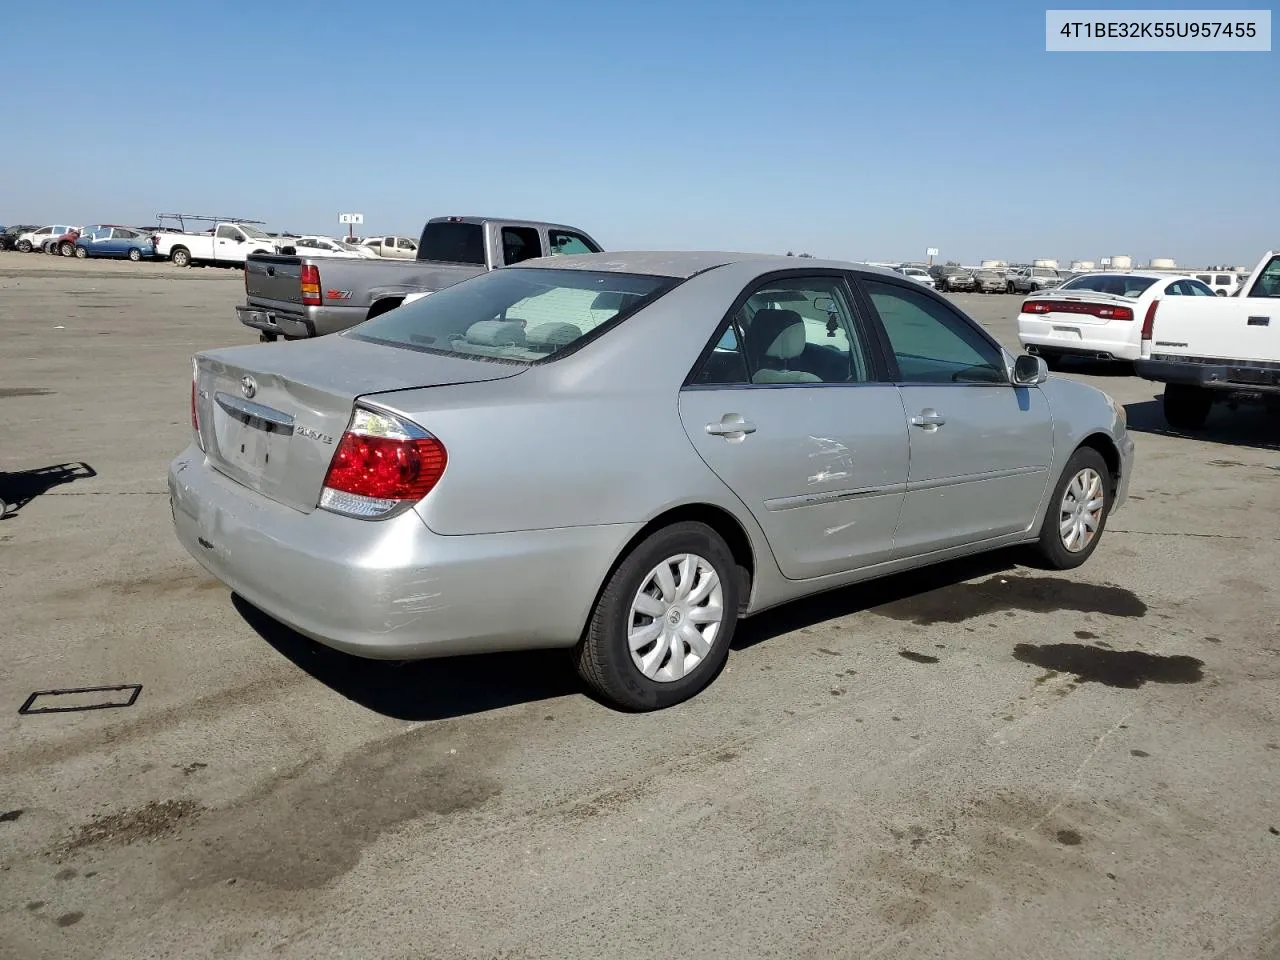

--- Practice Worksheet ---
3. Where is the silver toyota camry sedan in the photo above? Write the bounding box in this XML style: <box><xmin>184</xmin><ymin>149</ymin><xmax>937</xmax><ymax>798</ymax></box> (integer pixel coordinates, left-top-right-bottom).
<box><xmin>169</xmin><ymin>252</ymin><xmax>1135</xmax><ymax>710</ymax></box>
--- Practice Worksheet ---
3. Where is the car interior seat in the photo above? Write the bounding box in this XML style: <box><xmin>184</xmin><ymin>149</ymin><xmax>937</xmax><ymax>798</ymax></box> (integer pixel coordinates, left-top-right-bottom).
<box><xmin>745</xmin><ymin>309</ymin><xmax>822</xmax><ymax>384</ymax></box>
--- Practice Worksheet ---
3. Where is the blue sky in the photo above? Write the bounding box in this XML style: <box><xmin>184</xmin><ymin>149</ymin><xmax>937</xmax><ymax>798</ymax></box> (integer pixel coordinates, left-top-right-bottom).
<box><xmin>2</xmin><ymin>1</ymin><xmax>1275</xmax><ymax>266</ymax></box>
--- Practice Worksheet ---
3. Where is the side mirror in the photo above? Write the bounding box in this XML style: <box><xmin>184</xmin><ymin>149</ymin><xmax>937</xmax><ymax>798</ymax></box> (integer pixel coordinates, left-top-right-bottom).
<box><xmin>1012</xmin><ymin>354</ymin><xmax>1048</xmax><ymax>385</ymax></box>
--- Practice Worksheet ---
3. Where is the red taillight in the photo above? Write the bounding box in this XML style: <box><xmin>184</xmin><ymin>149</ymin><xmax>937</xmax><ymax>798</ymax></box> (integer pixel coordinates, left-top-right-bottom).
<box><xmin>1021</xmin><ymin>299</ymin><xmax>1133</xmax><ymax>321</ymax></box>
<box><xmin>301</xmin><ymin>264</ymin><xmax>322</xmax><ymax>306</ymax></box>
<box><xmin>319</xmin><ymin>408</ymin><xmax>446</xmax><ymax>519</ymax></box>
<box><xmin>1141</xmin><ymin>299</ymin><xmax>1159</xmax><ymax>342</ymax></box>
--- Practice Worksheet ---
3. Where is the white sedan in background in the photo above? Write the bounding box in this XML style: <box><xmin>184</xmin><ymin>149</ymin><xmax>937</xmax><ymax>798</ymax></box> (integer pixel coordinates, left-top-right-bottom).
<box><xmin>286</xmin><ymin>236</ymin><xmax>379</xmax><ymax>258</ymax></box>
<box><xmin>892</xmin><ymin>265</ymin><xmax>935</xmax><ymax>288</ymax></box>
<box><xmin>1018</xmin><ymin>271</ymin><xmax>1217</xmax><ymax>366</ymax></box>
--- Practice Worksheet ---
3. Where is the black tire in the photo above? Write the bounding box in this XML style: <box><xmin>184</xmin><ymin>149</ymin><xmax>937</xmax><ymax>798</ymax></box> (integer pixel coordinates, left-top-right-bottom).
<box><xmin>16</xmin><ymin>239</ymin><xmax>32</xmax><ymax>253</ymax></box>
<box><xmin>171</xmin><ymin>247</ymin><xmax>191</xmax><ymax>268</ymax></box>
<box><xmin>259</xmin><ymin>331</ymin><xmax>278</xmax><ymax>342</ymax></box>
<box><xmin>74</xmin><ymin>245</ymin><xmax>87</xmax><ymax>259</ymax></box>
<box><xmin>128</xmin><ymin>247</ymin><xmax>142</xmax><ymax>262</ymax></box>
<box><xmin>574</xmin><ymin>521</ymin><xmax>740</xmax><ymax>711</ymax></box>
<box><xmin>1162</xmin><ymin>384</ymin><xmax>1212</xmax><ymax>430</ymax></box>
<box><xmin>1030</xmin><ymin>446</ymin><xmax>1112</xmax><ymax>571</ymax></box>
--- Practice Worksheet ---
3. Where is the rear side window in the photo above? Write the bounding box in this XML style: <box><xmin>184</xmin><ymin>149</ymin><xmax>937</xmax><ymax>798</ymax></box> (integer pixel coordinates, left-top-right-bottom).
<box><xmin>348</xmin><ymin>267</ymin><xmax>677</xmax><ymax>363</ymax></box>
<box><xmin>418</xmin><ymin>222</ymin><xmax>485</xmax><ymax>264</ymax></box>
<box><xmin>501</xmin><ymin>227</ymin><xmax>542</xmax><ymax>265</ymax></box>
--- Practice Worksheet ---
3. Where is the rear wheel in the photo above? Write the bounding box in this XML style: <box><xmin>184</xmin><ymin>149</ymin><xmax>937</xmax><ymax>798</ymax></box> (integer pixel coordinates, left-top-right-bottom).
<box><xmin>1163</xmin><ymin>384</ymin><xmax>1212</xmax><ymax>430</ymax></box>
<box><xmin>127</xmin><ymin>247</ymin><xmax>142</xmax><ymax>262</ymax></box>
<box><xmin>575</xmin><ymin>521</ymin><xmax>740</xmax><ymax>711</ymax></box>
<box><xmin>74</xmin><ymin>245</ymin><xmax>87</xmax><ymax>259</ymax></box>
<box><xmin>1031</xmin><ymin>447</ymin><xmax>1112</xmax><ymax>570</ymax></box>
<box><xmin>171</xmin><ymin>247</ymin><xmax>191</xmax><ymax>268</ymax></box>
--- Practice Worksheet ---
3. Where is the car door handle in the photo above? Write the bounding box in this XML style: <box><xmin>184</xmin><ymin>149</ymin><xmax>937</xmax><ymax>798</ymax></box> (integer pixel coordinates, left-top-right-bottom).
<box><xmin>909</xmin><ymin>410</ymin><xmax>946</xmax><ymax>428</ymax></box>
<box><xmin>705</xmin><ymin>416</ymin><xmax>756</xmax><ymax>438</ymax></box>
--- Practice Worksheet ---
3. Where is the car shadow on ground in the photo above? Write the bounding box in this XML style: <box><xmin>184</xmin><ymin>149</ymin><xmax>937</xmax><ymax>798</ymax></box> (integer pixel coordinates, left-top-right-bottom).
<box><xmin>0</xmin><ymin>462</ymin><xmax>96</xmax><ymax>516</ymax></box>
<box><xmin>1125</xmin><ymin>397</ymin><xmax>1280</xmax><ymax>453</ymax></box>
<box><xmin>232</xmin><ymin>594</ymin><xmax>579</xmax><ymax>722</ymax></box>
<box><xmin>731</xmin><ymin>549</ymin><xmax>1020</xmax><ymax>650</ymax></box>
<box><xmin>1049</xmin><ymin>358</ymin><xmax>1136</xmax><ymax>378</ymax></box>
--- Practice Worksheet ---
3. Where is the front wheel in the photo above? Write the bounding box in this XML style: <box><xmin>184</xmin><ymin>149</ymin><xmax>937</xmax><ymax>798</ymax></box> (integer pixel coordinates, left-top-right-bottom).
<box><xmin>1030</xmin><ymin>447</ymin><xmax>1112</xmax><ymax>570</ymax></box>
<box><xmin>74</xmin><ymin>245</ymin><xmax>87</xmax><ymax>259</ymax></box>
<box><xmin>1163</xmin><ymin>384</ymin><xmax>1212</xmax><ymax>430</ymax></box>
<box><xmin>574</xmin><ymin>521</ymin><xmax>740</xmax><ymax>711</ymax></box>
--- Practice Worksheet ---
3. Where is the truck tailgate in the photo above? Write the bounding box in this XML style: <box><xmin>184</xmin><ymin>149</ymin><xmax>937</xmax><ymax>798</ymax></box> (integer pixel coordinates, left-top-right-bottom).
<box><xmin>246</xmin><ymin>255</ymin><xmax>303</xmax><ymax>305</ymax></box>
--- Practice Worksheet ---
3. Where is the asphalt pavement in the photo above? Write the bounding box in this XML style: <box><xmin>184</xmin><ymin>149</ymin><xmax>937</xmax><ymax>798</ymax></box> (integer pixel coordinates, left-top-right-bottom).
<box><xmin>1</xmin><ymin>255</ymin><xmax>1278</xmax><ymax>960</ymax></box>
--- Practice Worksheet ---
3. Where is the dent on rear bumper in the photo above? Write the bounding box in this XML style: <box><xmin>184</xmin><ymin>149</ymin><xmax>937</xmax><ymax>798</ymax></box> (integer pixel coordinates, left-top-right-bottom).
<box><xmin>168</xmin><ymin>445</ymin><xmax>632</xmax><ymax>659</ymax></box>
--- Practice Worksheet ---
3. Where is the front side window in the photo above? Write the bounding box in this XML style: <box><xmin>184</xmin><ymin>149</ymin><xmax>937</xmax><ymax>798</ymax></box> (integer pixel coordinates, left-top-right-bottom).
<box><xmin>397</xmin><ymin>237</ymin><xmax>416</xmax><ymax>250</ymax></box>
<box><xmin>348</xmin><ymin>267</ymin><xmax>676</xmax><ymax>363</ymax></box>
<box><xmin>215</xmin><ymin>225</ymin><xmax>241</xmax><ymax>241</ymax></box>
<box><xmin>1215</xmin><ymin>275</ymin><xmax>1232</xmax><ymax>285</ymax></box>
<box><xmin>862</xmin><ymin>279</ymin><xmax>1006</xmax><ymax>384</ymax></box>
<box><xmin>1248</xmin><ymin>257</ymin><xmax>1280</xmax><ymax>298</ymax></box>
<box><xmin>689</xmin><ymin>276</ymin><xmax>872</xmax><ymax>386</ymax></box>
<box><xmin>549</xmin><ymin>230</ymin><xmax>600</xmax><ymax>256</ymax></box>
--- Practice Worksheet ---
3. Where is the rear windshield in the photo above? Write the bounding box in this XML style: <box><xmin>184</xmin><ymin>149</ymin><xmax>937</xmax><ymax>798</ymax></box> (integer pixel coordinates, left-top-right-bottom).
<box><xmin>418</xmin><ymin>222</ymin><xmax>485</xmax><ymax>265</ymax></box>
<box><xmin>347</xmin><ymin>268</ymin><xmax>678</xmax><ymax>363</ymax></box>
<box><xmin>1058</xmin><ymin>274</ymin><xmax>1157</xmax><ymax>298</ymax></box>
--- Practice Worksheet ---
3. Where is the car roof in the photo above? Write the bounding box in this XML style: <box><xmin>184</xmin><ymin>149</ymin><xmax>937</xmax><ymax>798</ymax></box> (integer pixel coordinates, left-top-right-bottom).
<box><xmin>512</xmin><ymin>250</ymin><xmax>902</xmax><ymax>281</ymax></box>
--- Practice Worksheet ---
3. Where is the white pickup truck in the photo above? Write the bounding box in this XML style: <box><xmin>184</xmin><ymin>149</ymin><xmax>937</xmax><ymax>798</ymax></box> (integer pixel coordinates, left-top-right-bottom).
<box><xmin>1134</xmin><ymin>250</ymin><xmax>1280</xmax><ymax>428</ymax></box>
<box><xmin>154</xmin><ymin>218</ymin><xmax>281</xmax><ymax>268</ymax></box>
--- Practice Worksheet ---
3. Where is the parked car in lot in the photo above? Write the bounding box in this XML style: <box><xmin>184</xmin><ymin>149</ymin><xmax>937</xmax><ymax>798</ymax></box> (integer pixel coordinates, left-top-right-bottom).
<box><xmin>1189</xmin><ymin>270</ymin><xmax>1244</xmax><ymax>297</ymax></box>
<box><xmin>971</xmin><ymin>269</ymin><xmax>1006</xmax><ymax>293</ymax></box>
<box><xmin>892</xmin><ymin>265</ymin><xmax>935</xmax><ymax>288</ymax></box>
<box><xmin>173</xmin><ymin>251</ymin><xmax>1133</xmax><ymax>711</ymax></box>
<box><xmin>15</xmin><ymin>224</ymin><xmax>77</xmax><ymax>253</ymax></box>
<box><xmin>54</xmin><ymin>228</ymin><xmax>83</xmax><ymax>256</ymax></box>
<box><xmin>931</xmin><ymin>266</ymin><xmax>975</xmax><ymax>292</ymax></box>
<box><xmin>1008</xmin><ymin>266</ymin><xmax>1064</xmax><ymax>294</ymax></box>
<box><xmin>359</xmin><ymin>235</ymin><xmax>419</xmax><ymax>259</ymax></box>
<box><xmin>153</xmin><ymin>217</ymin><xmax>281</xmax><ymax>268</ymax></box>
<box><xmin>74</xmin><ymin>225</ymin><xmax>159</xmax><ymax>261</ymax></box>
<box><xmin>238</xmin><ymin>215</ymin><xmax>603</xmax><ymax>340</ymax></box>
<box><xmin>282</xmin><ymin>235</ymin><xmax>380</xmax><ymax>259</ymax></box>
<box><xmin>1135</xmin><ymin>251</ymin><xmax>1280</xmax><ymax>427</ymax></box>
<box><xmin>1018</xmin><ymin>271</ymin><xmax>1217</xmax><ymax>367</ymax></box>
<box><xmin>0</xmin><ymin>224</ymin><xmax>39</xmax><ymax>251</ymax></box>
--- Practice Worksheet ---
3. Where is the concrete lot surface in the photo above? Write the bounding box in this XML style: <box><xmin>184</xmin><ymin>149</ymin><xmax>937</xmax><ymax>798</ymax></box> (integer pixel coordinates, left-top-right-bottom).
<box><xmin>1</xmin><ymin>256</ymin><xmax>1278</xmax><ymax>960</ymax></box>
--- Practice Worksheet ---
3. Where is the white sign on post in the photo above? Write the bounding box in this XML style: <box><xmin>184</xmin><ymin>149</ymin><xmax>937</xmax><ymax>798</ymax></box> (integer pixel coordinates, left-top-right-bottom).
<box><xmin>925</xmin><ymin>247</ymin><xmax>939</xmax><ymax>257</ymax></box>
<box><xmin>339</xmin><ymin>213</ymin><xmax>364</xmax><ymax>225</ymax></box>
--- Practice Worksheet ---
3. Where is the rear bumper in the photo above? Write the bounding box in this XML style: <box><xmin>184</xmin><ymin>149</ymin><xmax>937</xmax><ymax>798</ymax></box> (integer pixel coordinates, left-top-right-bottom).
<box><xmin>1134</xmin><ymin>356</ymin><xmax>1280</xmax><ymax>395</ymax></box>
<box><xmin>168</xmin><ymin>444</ymin><xmax>628</xmax><ymax>659</ymax></box>
<box><xmin>237</xmin><ymin>303</ymin><xmax>364</xmax><ymax>339</ymax></box>
<box><xmin>1019</xmin><ymin>318</ymin><xmax>1140</xmax><ymax>361</ymax></box>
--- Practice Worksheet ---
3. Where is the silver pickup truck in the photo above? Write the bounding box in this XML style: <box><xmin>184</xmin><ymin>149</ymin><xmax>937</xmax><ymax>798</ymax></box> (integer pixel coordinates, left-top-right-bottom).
<box><xmin>237</xmin><ymin>216</ymin><xmax>604</xmax><ymax>340</ymax></box>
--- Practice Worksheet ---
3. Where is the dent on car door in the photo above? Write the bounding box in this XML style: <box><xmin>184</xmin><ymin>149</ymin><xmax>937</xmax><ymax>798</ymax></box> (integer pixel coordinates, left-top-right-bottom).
<box><xmin>857</xmin><ymin>278</ymin><xmax>1053</xmax><ymax>553</ymax></box>
<box><xmin>677</xmin><ymin>273</ymin><xmax>910</xmax><ymax>580</ymax></box>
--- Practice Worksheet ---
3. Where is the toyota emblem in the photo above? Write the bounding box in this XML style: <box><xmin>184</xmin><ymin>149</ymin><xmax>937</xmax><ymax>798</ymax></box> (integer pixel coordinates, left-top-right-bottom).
<box><xmin>240</xmin><ymin>375</ymin><xmax>257</xmax><ymax>399</ymax></box>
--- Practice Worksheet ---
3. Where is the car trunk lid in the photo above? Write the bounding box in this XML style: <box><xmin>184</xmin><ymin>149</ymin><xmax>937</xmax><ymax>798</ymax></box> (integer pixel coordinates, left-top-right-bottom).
<box><xmin>195</xmin><ymin>336</ymin><xmax>524</xmax><ymax>512</ymax></box>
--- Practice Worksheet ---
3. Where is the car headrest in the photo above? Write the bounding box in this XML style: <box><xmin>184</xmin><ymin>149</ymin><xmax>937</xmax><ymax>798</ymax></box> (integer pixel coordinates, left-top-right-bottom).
<box><xmin>749</xmin><ymin>309</ymin><xmax>806</xmax><ymax>361</ymax></box>
<box><xmin>465</xmin><ymin>320</ymin><xmax>526</xmax><ymax>347</ymax></box>
<box><xmin>590</xmin><ymin>291</ymin><xmax>641</xmax><ymax>312</ymax></box>
<box><xmin>525</xmin><ymin>321</ymin><xmax>582</xmax><ymax>348</ymax></box>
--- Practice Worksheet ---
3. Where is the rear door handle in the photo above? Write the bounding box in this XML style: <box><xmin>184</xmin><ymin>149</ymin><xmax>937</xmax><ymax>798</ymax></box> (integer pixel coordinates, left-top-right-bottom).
<box><xmin>705</xmin><ymin>416</ymin><xmax>757</xmax><ymax>438</ymax></box>
<box><xmin>909</xmin><ymin>410</ymin><xmax>946</xmax><ymax>428</ymax></box>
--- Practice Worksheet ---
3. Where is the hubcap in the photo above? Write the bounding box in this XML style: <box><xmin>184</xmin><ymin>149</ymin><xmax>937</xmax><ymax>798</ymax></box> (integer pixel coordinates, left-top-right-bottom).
<box><xmin>627</xmin><ymin>553</ymin><xmax>724</xmax><ymax>683</ymax></box>
<box><xmin>1059</xmin><ymin>467</ymin><xmax>1105</xmax><ymax>553</ymax></box>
